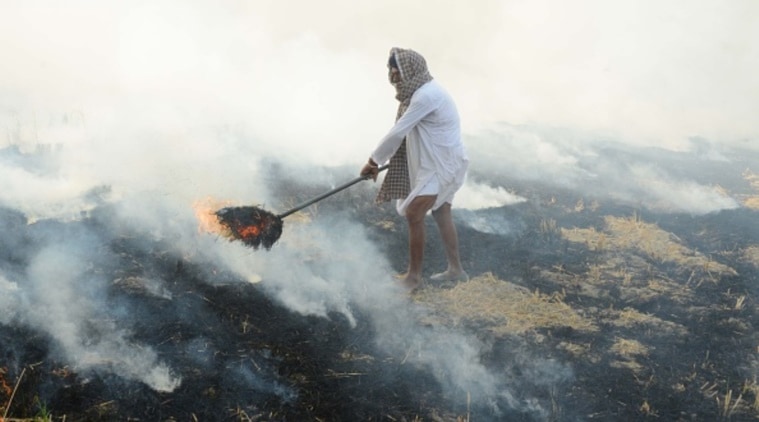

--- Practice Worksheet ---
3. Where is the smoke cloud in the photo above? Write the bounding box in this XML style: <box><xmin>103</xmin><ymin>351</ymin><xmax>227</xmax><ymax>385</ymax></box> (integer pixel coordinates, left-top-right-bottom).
<box><xmin>0</xmin><ymin>0</ymin><xmax>756</xmax><ymax>416</ymax></box>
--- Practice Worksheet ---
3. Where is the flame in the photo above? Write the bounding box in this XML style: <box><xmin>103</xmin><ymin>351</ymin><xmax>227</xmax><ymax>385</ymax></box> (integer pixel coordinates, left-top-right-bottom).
<box><xmin>194</xmin><ymin>199</ymin><xmax>281</xmax><ymax>249</ymax></box>
<box><xmin>0</xmin><ymin>367</ymin><xmax>12</xmax><ymax>397</ymax></box>
<box><xmin>193</xmin><ymin>198</ymin><xmax>234</xmax><ymax>238</ymax></box>
<box><xmin>238</xmin><ymin>224</ymin><xmax>261</xmax><ymax>238</ymax></box>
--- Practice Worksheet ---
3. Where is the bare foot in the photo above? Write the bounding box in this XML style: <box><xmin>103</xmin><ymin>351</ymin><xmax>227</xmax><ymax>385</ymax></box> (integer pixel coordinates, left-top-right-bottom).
<box><xmin>395</xmin><ymin>273</ymin><xmax>423</xmax><ymax>292</ymax></box>
<box><xmin>430</xmin><ymin>270</ymin><xmax>469</xmax><ymax>282</ymax></box>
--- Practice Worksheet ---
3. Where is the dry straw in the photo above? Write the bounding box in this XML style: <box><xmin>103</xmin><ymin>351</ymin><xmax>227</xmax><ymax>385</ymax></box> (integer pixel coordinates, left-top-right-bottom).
<box><xmin>414</xmin><ymin>272</ymin><xmax>597</xmax><ymax>335</ymax></box>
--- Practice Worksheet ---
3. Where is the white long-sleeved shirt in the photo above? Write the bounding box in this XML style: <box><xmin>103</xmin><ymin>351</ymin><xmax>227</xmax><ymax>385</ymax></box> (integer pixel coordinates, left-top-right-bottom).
<box><xmin>371</xmin><ymin>80</ymin><xmax>468</xmax><ymax>215</ymax></box>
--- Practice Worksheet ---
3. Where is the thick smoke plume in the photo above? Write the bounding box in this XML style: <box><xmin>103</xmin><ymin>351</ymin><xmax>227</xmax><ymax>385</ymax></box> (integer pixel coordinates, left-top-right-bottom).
<box><xmin>1</xmin><ymin>0</ymin><xmax>757</xmax><ymax>418</ymax></box>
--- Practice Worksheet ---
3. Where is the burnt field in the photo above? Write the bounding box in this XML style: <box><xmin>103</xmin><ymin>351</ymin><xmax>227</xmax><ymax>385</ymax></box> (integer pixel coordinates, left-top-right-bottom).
<box><xmin>2</xmin><ymin>152</ymin><xmax>759</xmax><ymax>421</ymax></box>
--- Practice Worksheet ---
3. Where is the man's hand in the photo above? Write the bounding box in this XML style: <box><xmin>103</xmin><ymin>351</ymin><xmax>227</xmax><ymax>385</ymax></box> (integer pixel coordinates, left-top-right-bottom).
<box><xmin>360</xmin><ymin>158</ymin><xmax>380</xmax><ymax>181</ymax></box>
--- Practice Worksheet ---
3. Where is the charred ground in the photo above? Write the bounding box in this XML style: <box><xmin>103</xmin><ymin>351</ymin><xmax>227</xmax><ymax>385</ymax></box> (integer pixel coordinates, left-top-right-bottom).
<box><xmin>2</xmin><ymin>154</ymin><xmax>759</xmax><ymax>421</ymax></box>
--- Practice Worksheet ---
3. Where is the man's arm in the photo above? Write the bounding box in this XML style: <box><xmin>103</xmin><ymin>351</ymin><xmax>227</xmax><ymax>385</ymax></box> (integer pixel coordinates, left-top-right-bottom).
<box><xmin>370</xmin><ymin>89</ymin><xmax>438</xmax><ymax>165</ymax></box>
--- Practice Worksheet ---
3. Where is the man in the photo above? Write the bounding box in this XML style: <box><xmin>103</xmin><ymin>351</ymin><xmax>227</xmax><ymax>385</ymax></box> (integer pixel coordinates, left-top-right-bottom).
<box><xmin>360</xmin><ymin>47</ymin><xmax>469</xmax><ymax>291</ymax></box>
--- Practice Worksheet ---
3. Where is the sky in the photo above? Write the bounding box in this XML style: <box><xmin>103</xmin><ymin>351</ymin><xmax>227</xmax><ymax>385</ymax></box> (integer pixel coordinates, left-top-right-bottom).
<box><xmin>0</xmin><ymin>0</ymin><xmax>757</xmax><ymax>407</ymax></box>
<box><xmin>1</xmin><ymin>0</ymin><xmax>756</xmax><ymax>216</ymax></box>
<box><xmin>2</xmin><ymin>0</ymin><xmax>758</xmax><ymax>152</ymax></box>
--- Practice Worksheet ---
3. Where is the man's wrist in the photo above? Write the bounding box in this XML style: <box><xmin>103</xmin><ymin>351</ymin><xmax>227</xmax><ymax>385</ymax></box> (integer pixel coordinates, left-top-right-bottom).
<box><xmin>368</xmin><ymin>158</ymin><xmax>379</xmax><ymax>167</ymax></box>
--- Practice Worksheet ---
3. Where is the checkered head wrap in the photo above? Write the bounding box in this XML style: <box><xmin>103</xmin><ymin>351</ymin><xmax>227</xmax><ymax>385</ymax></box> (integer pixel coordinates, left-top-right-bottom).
<box><xmin>376</xmin><ymin>47</ymin><xmax>434</xmax><ymax>204</ymax></box>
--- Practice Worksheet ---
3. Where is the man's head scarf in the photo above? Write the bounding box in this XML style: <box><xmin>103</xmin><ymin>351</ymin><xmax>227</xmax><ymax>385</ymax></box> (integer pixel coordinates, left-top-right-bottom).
<box><xmin>376</xmin><ymin>47</ymin><xmax>433</xmax><ymax>203</ymax></box>
<box><xmin>389</xmin><ymin>48</ymin><xmax>433</xmax><ymax>118</ymax></box>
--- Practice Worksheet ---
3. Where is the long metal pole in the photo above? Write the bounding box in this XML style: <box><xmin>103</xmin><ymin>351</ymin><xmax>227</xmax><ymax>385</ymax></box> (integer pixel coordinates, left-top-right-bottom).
<box><xmin>277</xmin><ymin>164</ymin><xmax>389</xmax><ymax>219</ymax></box>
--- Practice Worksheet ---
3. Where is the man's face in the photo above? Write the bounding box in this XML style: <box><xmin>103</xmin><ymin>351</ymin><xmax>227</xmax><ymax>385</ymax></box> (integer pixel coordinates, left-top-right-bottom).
<box><xmin>388</xmin><ymin>66</ymin><xmax>401</xmax><ymax>84</ymax></box>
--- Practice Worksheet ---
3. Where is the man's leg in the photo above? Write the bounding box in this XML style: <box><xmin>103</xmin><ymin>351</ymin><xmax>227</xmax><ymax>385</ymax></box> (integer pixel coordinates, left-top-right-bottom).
<box><xmin>400</xmin><ymin>195</ymin><xmax>437</xmax><ymax>289</ymax></box>
<box><xmin>431</xmin><ymin>202</ymin><xmax>467</xmax><ymax>281</ymax></box>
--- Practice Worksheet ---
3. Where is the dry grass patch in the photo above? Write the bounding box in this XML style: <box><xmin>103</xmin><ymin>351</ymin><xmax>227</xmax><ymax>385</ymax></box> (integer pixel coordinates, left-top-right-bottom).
<box><xmin>619</xmin><ymin>277</ymin><xmax>694</xmax><ymax>304</ymax></box>
<box><xmin>562</xmin><ymin>214</ymin><xmax>737</xmax><ymax>281</ymax></box>
<box><xmin>540</xmin><ymin>270</ymin><xmax>608</xmax><ymax>300</ymax></box>
<box><xmin>414</xmin><ymin>273</ymin><xmax>597</xmax><ymax>336</ymax></box>
<box><xmin>540</xmin><ymin>256</ymin><xmax>695</xmax><ymax>304</ymax></box>
<box><xmin>556</xmin><ymin>341</ymin><xmax>589</xmax><ymax>357</ymax></box>
<box><xmin>561</xmin><ymin>226</ymin><xmax>607</xmax><ymax>251</ymax></box>
<box><xmin>373</xmin><ymin>219</ymin><xmax>397</xmax><ymax>231</ymax></box>
<box><xmin>743</xmin><ymin>246</ymin><xmax>759</xmax><ymax>267</ymax></box>
<box><xmin>611</xmin><ymin>337</ymin><xmax>649</xmax><ymax>358</ymax></box>
<box><xmin>741</xmin><ymin>169</ymin><xmax>759</xmax><ymax>209</ymax></box>
<box><xmin>601</xmin><ymin>307</ymin><xmax>688</xmax><ymax>337</ymax></box>
<box><xmin>744</xmin><ymin>197</ymin><xmax>759</xmax><ymax>209</ymax></box>
<box><xmin>610</xmin><ymin>337</ymin><xmax>650</xmax><ymax>374</ymax></box>
<box><xmin>744</xmin><ymin>169</ymin><xmax>759</xmax><ymax>190</ymax></box>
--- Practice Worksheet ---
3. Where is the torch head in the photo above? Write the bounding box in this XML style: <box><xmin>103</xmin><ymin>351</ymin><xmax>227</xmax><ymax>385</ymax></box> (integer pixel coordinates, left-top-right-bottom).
<box><xmin>215</xmin><ymin>206</ymin><xmax>284</xmax><ymax>250</ymax></box>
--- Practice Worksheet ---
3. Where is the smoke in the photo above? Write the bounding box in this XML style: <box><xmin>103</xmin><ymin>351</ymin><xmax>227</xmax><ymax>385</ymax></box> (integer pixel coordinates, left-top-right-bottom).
<box><xmin>623</xmin><ymin>163</ymin><xmax>740</xmax><ymax>213</ymax></box>
<box><xmin>466</xmin><ymin>124</ymin><xmax>744</xmax><ymax>214</ymax></box>
<box><xmin>0</xmin><ymin>274</ymin><xmax>20</xmax><ymax>325</ymax></box>
<box><xmin>0</xmin><ymin>229</ymin><xmax>181</xmax><ymax>392</ymax></box>
<box><xmin>2</xmin><ymin>0</ymin><xmax>756</xmax><ymax>214</ymax></box>
<box><xmin>0</xmin><ymin>0</ymin><xmax>755</xmax><ymax>417</ymax></box>
<box><xmin>457</xmin><ymin>178</ymin><xmax>527</xmax><ymax>211</ymax></box>
<box><xmin>372</xmin><ymin>306</ymin><xmax>501</xmax><ymax>400</ymax></box>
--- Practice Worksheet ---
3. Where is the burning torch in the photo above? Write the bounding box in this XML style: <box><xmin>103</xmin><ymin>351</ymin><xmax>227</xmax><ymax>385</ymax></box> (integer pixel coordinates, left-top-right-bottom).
<box><xmin>214</xmin><ymin>165</ymin><xmax>388</xmax><ymax>249</ymax></box>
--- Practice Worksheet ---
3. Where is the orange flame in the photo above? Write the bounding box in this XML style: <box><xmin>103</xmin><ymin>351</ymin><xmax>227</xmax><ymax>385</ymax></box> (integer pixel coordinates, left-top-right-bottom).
<box><xmin>0</xmin><ymin>367</ymin><xmax>12</xmax><ymax>398</ymax></box>
<box><xmin>238</xmin><ymin>224</ymin><xmax>261</xmax><ymax>238</ymax></box>
<box><xmin>193</xmin><ymin>198</ymin><xmax>234</xmax><ymax>238</ymax></box>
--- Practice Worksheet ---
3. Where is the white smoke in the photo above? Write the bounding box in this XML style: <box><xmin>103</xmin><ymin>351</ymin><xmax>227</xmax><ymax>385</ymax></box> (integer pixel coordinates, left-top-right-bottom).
<box><xmin>3</xmin><ymin>241</ymin><xmax>181</xmax><ymax>392</ymax></box>
<box><xmin>466</xmin><ymin>124</ymin><xmax>745</xmax><ymax>215</ymax></box>
<box><xmin>457</xmin><ymin>179</ymin><xmax>527</xmax><ymax>210</ymax></box>
<box><xmin>625</xmin><ymin>163</ymin><xmax>740</xmax><ymax>214</ymax></box>
<box><xmin>0</xmin><ymin>274</ymin><xmax>21</xmax><ymax>325</ymax></box>
<box><xmin>0</xmin><ymin>0</ymin><xmax>754</xmax><ymax>414</ymax></box>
